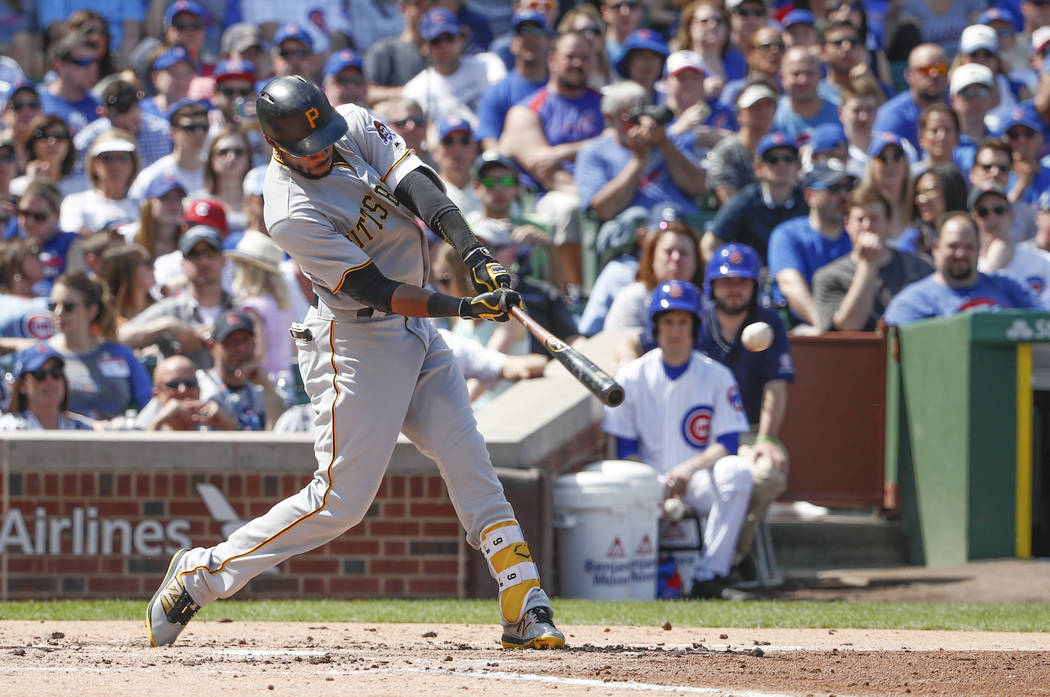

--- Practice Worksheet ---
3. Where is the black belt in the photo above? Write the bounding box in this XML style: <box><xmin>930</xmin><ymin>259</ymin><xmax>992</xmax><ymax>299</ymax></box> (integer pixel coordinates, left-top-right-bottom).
<box><xmin>310</xmin><ymin>295</ymin><xmax>375</xmax><ymax>318</ymax></box>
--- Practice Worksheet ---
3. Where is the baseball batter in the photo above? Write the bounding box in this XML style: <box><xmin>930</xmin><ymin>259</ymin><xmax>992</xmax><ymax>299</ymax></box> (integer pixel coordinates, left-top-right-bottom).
<box><xmin>602</xmin><ymin>280</ymin><xmax>754</xmax><ymax>599</ymax></box>
<box><xmin>146</xmin><ymin>76</ymin><xmax>564</xmax><ymax>650</ymax></box>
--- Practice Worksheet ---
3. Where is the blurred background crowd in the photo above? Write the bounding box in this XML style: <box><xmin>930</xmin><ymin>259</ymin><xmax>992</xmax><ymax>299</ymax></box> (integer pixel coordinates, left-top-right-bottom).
<box><xmin>4</xmin><ymin>0</ymin><xmax>1050</xmax><ymax>433</ymax></box>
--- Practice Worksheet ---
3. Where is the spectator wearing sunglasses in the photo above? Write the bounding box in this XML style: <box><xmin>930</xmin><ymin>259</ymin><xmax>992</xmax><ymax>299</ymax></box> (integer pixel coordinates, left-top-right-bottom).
<box><xmin>372</xmin><ymin>97</ymin><xmax>437</xmax><ymax>170</ymax></box>
<box><xmin>818</xmin><ymin>20</ymin><xmax>878</xmax><ymax>107</ymax></box>
<box><xmin>725</xmin><ymin>0</ymin><xmax>769</xmax><ymax>60</ymax></box>
<box><xmin>861</xmin><ymin>132</ymin><xmax>913</xmax><ymax>244</ymax></box>
<box><xmin>196</xmin><ymin>129</ymin><xmax>253</xmax><ymax>235</ymax></box>
<box><xmin>402</xmin><ymin>8</ymin><xmax>506</xmax><ymax>125</ymax></box>
<box><xmin>133</xmin><ymin>354</ymin><xmax>229</xmax><ymax>430</ymax></box>
<box><xmin>706</xmin><ymin>132</ymin><xmax>808</xmax><ymax>264</ymax></box>
<box><xmin>434</xmin><ymin>0</ymin><xmax>495</xmax><ymax>55</ymax></box>
<box><xmin>432</xmin><ymin>115</ymin><xmax>482</xmax><ymax>219</ymax></box>
<box><xmin>768</xmin><ymin>161</ymin><xmax>856</xmax><ymax>330</ymax></box>
<box><xmin>953</xmin><ymin>24</ymin><xmax>1031</xmax><ymax>136</ymax></box>
<box><xmin>884</xmin><ymin>211</ymin><xmax>1038</xmax><ymax>325</ymax></box>
<box><xmin>475</xmin><ymin>10</ymin><xmax>551</xmax><ymax>152</ymax></box>
<box><xmin>244</xmin><ymin>6</ymin><xmax>350</xmax><ymax>58</ymax></box>
<box><xmin>45</xmin><ymin>271</ymin><xmax>152</xmax><ymax>421</ymax></box>
<box><xmin>270</xmin><ymin>24</ymin><xmax>320</xmax><ymax>82</ymax></box>
<box><xmin>969</xmin><ymin>137</ymin><xmax>1038</xmax><ymax>245</ymax></box>
<box><xmin>947</xmin><ymin>65</ymin><xmax>995</xmax><ymax>172</ymax></box>
<box><xmin>8</xmin><ymin>180</ymin><xmax>85</xmax><ymax>296</ymax></box>
<box><xmin>1</xmin><ymin>81</ymin><xmax>43</xmax><ymax>172</ymax></box>
<box><xmin>123</xmin><ymin>224</ymin><xmax>235</xmax><ymax>370</ymax></box>
<box><xmin>160</xmin><ymin>1</ymin><xmax>212</xmax><ymax>71</ymax></box>
<box><xmin>75</xmin><ymin>79</ymin><xmax>173</xmax><ymax>173</ymax></box>
<box><xmin>970</xmin><ymin>180</ymin><xmax>1050</xmax><ymax>308</ymax></box>
<box><xmin>130</xmin><ymin>99</ymin><xmax>210</xmax><ymax>201</ymax></box>
<box><xmin>813</xmin><ymin>186</ymin><xmax>933</xmax><ymax>332</ymax></box>
<box><xmin>60</xmin><ymin>130</ymin><xmax>141</xmax><ymax>234</ymax></box>
<box><xmin>10</xmin><ymin>114</ymin><xmax>84</xmax><ymax>199</ymax></box>
<box><xmin>872</xmin><ymin>43</ymin><xmax>950</xmax><ymax>155</ymax></box>
<box><xmin>323</xmin><ymin>49</ymin><xmax>368</xmax><ymax>108</ymax></box>
<box><xmin>204</xmin><ymin>59</ymin><xmax>268</xmax><ymax>163</ymax></box>
<box><xmin>489</xmin><ymin>0</ymin><xmax>561</xmax><ymax>71</ymax></box>
<box><xmin>999</xmin><ymin>105</ymin><xmax>1050</xmax><ymax>209</ymax></box>
<box><xmin>39</xmin><ymin>32</ymin><xmax>101</xmax><ymax>136</ymax></box>
<box><xmin>0</xmin><ymin>342</ymin><xmax>94</xmax><ymax>431</ymax></box>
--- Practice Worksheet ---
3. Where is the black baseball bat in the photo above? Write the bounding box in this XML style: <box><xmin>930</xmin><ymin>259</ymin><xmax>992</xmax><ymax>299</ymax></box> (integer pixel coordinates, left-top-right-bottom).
<box><xmin>509</xmin><ymin>306</ymin><xmax>625</xmax><ymax>407</ymax></box>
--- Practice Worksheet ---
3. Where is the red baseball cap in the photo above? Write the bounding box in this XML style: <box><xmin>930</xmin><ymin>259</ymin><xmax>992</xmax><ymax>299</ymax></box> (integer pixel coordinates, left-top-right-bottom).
<box><xmin>184</xmin><ymin>198</ymin><xmax>228</xmax><ymax>234</ymax></box>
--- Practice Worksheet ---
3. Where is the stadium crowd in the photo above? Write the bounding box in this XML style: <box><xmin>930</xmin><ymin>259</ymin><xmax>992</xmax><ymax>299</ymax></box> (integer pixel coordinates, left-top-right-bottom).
<box><xmin>2</xmin><ymin>0</ymin><xmax>1050</xmax><ymax>438</ymax></box>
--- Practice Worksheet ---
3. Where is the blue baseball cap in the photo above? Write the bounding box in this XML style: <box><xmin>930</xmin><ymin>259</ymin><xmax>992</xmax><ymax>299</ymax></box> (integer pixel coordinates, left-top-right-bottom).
<box><xmin>1037</xmin><ymin>190</ymin><xmax>1050</xmax><ymax>212</ymax></box>
<box><xmin>978</xmin><ymin>6</ymin><xmax>1021</xmax><ymax>32</ymax></box>
<box><xmin>757</xmin><ymin>131</ymin><xmax>797</xmax><ymax>159</ymax></box>
<box><xmin>164</xmin><ymin>97</ymin><xmax>210</xmax><ymax>122</ymax></box>
<box><xmin>782</xmin><ymin>9</ymin><xmax>814</xmax><ymax>27</ymax></box>
<box><xmin>324</xmin><ymin>49</ymin><xmax>363</xmax><ymax>78</ymax></box>
<box><xmin>867</xmin><ymin>131</ymin><xmax>906</xmax><ymax>159</ymax></box>
<box><xmin>143</xmin><ymin>173</ymin><xmax>187</xmax><ymax>200</ymax></box>
<box><xmin>179</xmin><ymin>224</ymin><xmax>223</xmax><ymax>255</ymax></box>
<box><xmin>512</xmin><ymin>10</ymin><xmax>549</xmax><ymax>32</ymax></box>
<box><xmin>998</xmin><ymin>104</ymin><xmax>1044</xmax><ymax>137</ymax></box>
<box><xmin>809</xmin><ymin>123</ymin><xmax>847</xmax><ymax>154</ymax></box>
<box><xmin>274</xmin><ymin>23</ymin><xmax>314</xmax><ymax>50</ymax></box>
<box><xmin>153</xmin><ymin>46</ymin><xmax>194</xmax><ymax>73</ymax></box>
<box><xmin>421</xmin><ymin>8</ymin><xmax>462</xmax><ymax>41</ymax></box>
<box><xmin>803</xmin><ymin>159</ymin><xmax>854</xmax><ymax>190</ymax></box>
<box><xmin>437</xmin><ymin>114</ymin><xmax>474</xmax><ymax>141</ymax></box>
<box><xmin>647</xmin><ymin>201</ymin><xmax>686</xmax><ymax>231</ymax></box>
<box><xmin>214</xmin><ymin>58</ymin><xmax>255</xmax><ymax>83</ymax></box>
<box><xmin>14</xmin><ymin>342</ymin><xmax>64</xmax><ymax>379</ymax></box>
<box><xmin>2</xmin><ymin>80</ymin><xmax>37</xmax><ymax>105</ymax></box>
<box><xmin>164</xmin><ymin>0</ymin><xmax>210</xmax><ymax>30</ymax></box>
<box><xmin>616</xmin><ymin>29</ymin><xmax>669</xmax><ymax>77</ymax></box>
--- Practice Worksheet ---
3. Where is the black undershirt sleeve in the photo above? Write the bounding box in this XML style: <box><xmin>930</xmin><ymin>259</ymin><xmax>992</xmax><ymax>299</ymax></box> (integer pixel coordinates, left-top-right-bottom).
<box><xmin>395</xmin><ymin>169</ymin><xmax>483</xmax><ymax>260</ymax></box>
<box><xmin>337</xmin><ymin>261</ymin><xmax>400</xmax><ymax>313</ymax></box>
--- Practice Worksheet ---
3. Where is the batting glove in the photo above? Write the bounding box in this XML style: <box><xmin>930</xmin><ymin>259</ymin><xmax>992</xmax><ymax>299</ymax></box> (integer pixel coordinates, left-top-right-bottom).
<box><xmin>460</xmin><ymin>288</ymin><xmax>521</xmax><ymax>322</ymax></box>
<box><xmin>464</xmin><ymin>247</ymin><xmax>511</xmax><ymax>294</ymax></box>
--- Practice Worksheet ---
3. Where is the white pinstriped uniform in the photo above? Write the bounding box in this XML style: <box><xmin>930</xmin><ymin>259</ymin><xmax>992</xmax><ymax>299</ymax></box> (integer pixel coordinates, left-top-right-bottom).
<box><xmin>603</xmin><ymin>349</ymin><xmax>753</xmax><ymax>581</ymax></box>
<box><xmin>173</xmin><ymin>104</ymin><xmax>551</xmax><ymax>618</ymax></box>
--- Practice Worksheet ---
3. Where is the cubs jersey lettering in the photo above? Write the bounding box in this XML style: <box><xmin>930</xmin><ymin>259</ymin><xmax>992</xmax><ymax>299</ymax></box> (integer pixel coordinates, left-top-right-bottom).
<box><xmin>602</xmin><ymin>349</ymin><xmax>749</xmax><ymax>475</ymax></box>
<box><xmin>264</xmin><ymin>103</ymin><xmax>438</xmax><ymax>319</ymax></box>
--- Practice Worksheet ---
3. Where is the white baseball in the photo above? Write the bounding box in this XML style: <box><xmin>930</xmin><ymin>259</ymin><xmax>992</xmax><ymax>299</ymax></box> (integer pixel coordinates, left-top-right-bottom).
<box><xmin>741</xmin><ymin>322</ymin><xmax>774</xmax><ymax>352</ymax></box>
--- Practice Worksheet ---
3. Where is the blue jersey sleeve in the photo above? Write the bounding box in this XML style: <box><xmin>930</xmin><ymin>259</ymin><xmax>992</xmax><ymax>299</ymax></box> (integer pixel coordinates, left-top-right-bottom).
<box><xmin>616</xmin><ymin>436</ymin><xmax>640</xmax><ymax>460</ymax></box>
<box><xmin>574</xmin><ymin>139</ymin><xmax>611</xmax><ymax>211</ymax></box>
<box><xmin>762</xmin><ymin>311</ymin><xmax>795</xmax><ymax>383</ymax></box>
<box><xmin>118</xmin><ymin>344</ymin><xmax>153</xmax><ymax>409</ymax></box>
<box><xmin>475</xmin><ymin>82</ymin><xmax>506</xmax><ymax>142</ymax></box>
<box><xmin>716</xmin><ymin>432</ymin><xmax>739</xmax><ymax>455</ymax></box>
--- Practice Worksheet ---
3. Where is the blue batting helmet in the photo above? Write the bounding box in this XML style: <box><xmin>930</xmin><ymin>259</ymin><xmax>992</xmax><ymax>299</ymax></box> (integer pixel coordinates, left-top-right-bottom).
<box><xmin>646</xmin><ymin>279</ymin><xmax>702</xmax><ymax>340</ymax></box>
<box><xmin>704</xmin><ymin>243</ymin><xmax>761</xmax><ymax>297</ymax></box>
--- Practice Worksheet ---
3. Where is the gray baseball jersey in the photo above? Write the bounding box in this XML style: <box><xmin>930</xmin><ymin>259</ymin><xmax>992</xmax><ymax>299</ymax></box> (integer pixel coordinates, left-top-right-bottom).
<box><xmin>264</xmin><ymin>103</ymin><xmax>435</xmax><ymax>318</ymax></box>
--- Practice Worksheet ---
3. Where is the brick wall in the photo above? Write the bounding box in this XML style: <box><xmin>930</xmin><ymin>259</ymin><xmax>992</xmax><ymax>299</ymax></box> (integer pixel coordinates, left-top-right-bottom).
<box><xmin>0</xmin><ymin>468</ymin><xmax>462</xmax><ymax>600</ymax></box>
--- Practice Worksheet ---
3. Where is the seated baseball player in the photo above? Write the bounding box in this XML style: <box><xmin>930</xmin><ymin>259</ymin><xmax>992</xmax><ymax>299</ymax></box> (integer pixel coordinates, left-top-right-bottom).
<box><xmin>602</xmin><ymin>280</ymin><xmax>755</xmax><ymax>599</ymax></box>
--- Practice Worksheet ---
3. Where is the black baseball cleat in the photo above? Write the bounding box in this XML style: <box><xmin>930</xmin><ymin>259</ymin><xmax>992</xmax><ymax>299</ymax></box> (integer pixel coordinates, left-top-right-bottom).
<box><xmin>146</xmin><ymin>549</ymin><xmax>201</xmax><ymax>647</ymax></box>
<box><xmin>501</xmin><ymin>607</ymin><xmax>566</xmax><ymax>649</ymax></box>
<box><xmin>689</xmin><ymin>576</ymin><xmax>755</xmax><ymax>601</ymax></box>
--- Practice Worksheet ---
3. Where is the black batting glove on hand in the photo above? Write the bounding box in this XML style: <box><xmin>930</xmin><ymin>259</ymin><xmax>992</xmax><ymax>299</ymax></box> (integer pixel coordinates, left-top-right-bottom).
<box><xmin>459</xmin><ymin>288</ymin><xmax>521</xmax><ymax>322</ymax></box>
<box><xmin>464</xmin><ymin>246</ymin><xmax>511</xmax><ymax>293</ymax></box>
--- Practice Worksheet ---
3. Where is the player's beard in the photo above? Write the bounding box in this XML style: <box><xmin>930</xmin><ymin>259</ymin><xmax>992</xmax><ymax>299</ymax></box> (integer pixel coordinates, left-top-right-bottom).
<box><xmin>286</xmin><ymin>148</ymin><xmax>336</xmax><ymax>179</ymax></box>
<box><xmin>714</xmin><ymin>294</ymin><xmax>750</xmax><ymax>316</ymax></box>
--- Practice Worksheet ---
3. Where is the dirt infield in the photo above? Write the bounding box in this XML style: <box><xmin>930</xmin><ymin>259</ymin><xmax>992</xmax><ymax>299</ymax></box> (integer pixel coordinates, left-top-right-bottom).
<box><xmin>2</xmin><ymin>620</ymin><xmax>1049</xmax><ymax>697</ymax></box>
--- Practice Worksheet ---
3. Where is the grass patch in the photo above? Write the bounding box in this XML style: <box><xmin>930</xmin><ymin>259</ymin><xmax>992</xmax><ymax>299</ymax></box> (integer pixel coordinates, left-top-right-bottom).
<box><xmin>2</xmin><ymin>599</ymin><xmax>1048</xmax><ymax>632</ymax></box>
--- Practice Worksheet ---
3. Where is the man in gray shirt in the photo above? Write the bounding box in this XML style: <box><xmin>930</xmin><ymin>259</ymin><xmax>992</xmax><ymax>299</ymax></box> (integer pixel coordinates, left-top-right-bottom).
<box><xmin>813</xmin><ymin>187</ymin><xmax>933</xmax><ymax>332</ymax></box>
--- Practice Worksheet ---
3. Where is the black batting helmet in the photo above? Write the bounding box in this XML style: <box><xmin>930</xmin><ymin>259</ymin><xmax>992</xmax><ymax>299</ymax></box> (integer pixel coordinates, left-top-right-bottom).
<box><xmin>256</xmin><ymin>75</ymin><xmax>347</xmax><ymax>157</ymax></box>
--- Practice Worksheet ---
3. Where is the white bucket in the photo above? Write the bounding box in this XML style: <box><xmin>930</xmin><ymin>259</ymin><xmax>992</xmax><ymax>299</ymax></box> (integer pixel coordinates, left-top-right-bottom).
<box><xmin>552</xmin><ymin>460</ymin><xmax>664</xmax><ymax>600</ymax></box>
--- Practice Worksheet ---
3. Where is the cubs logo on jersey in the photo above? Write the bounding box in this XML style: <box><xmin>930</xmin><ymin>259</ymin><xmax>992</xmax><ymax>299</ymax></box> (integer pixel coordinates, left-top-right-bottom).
<box><xmin>681</xmin><ymin>405</ymin><xmax>713</xmax><ymax>449</ymax></box>
<box><xmin>1026</xmin><ymin>276</ymin><xmax>1045</xmax><ymax>297</ymax></box>
<box><xmin>957</xmin><ymin>297</ymin><xmax>1003</xmax><ymax>313</ymax></box>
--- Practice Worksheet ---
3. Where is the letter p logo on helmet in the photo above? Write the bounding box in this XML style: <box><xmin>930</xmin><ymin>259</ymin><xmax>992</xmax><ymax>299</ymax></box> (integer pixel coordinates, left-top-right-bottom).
<box><xmin>305</xmin><ymin>107</ymin><xmax>319</xmax><ymax>128</ymax></box>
